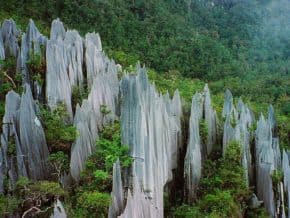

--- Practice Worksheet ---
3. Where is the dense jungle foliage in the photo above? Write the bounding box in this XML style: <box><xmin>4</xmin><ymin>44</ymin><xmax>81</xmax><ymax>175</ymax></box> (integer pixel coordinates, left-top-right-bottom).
<box><xmin>1</xmin><ymin>0</ymin><xmax>290</xmax><ymax>136</ymax></box>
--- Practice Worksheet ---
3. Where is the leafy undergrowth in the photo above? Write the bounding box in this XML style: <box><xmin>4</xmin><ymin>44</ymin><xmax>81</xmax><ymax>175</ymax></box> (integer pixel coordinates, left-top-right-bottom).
<box><xmin>40</xmin><ymin>103</ymin><xmax>77</xmax><ymax>153</ymax></box>
<box><xmin>66</xmin><ymin>121</ymin><xmax>132</xmax><ymax>218</ymax></box>
<box><xmin>0</xmin><ymin>177</ymin><xmax>67</xmax><ymax>217</ymax></box>
<box><xmin>174</xmin><ymin>141</ymin><xmax>268</xmax><ymax>218</ymax></box>
<box><xmin>148</xmin><ymin>69</ymin><xmax>205</xmax><ymax>105</ymax></box>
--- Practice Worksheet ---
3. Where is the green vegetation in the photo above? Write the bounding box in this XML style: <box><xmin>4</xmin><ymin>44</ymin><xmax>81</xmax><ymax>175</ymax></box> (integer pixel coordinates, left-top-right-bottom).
<box><xmin>271</xmin><ymin>169</ymin><xmax>284</xmax><ymax>185</ymax></box>
<box><xmin>49</xmin><ymin>151</ymin><xmax>70</xmax><ymax>182</ymax></box>
<box><xmin>1</xmin><ymin>1</ymin><xmax>290</xmax><ymax>217</ymax></box>
<box><xmin>7</xmin><ymin>137</ymin><xmax>16</xmax><ymax>156</ymax></box>
<box><xmin>2</xmin><ymin>0</ymin><xmax>289</xmax><ymax>105</ymax></box>
<box><xmin>26</xmin><ymin>50</ymin><xmax>46</xmax><ymax>86</ymax></box>
<box><xmin>0</xmin><ymin>57</ymin><xmax>22</xmax><ymax>132</ymax></box>
<box><xmin>174</xmin><ymin>141</ymin><xmax>259</xmax><ymax>217</ymax></box>
<box><xmin>75</xmin><ymin>191</ymin><xmax>111</xmax><ymax>217</ymax></box>
<box><xmin>68</xmin><ymin>121</ymin><xmax>132</xmax><ymax>217</ymax></box>
<box><xmin>71</xmin><ymin>85</ymin><xmax>88</xmax><ymax>110</ymax></box>
<box><xmin>199</xmin><ymin>119</ymin><xmax>209</xmax><ymax>145</ymax></box>
<box><xmin>40</xmin><ymin>103</ymin><xmax>77</xmax><ymax>152</ymax></box>
<box><xmin>100</xmin><ymin>104</ymin><xmax>111</xmax><ymax>117</ymax></box>
<box><xmin>148</xmin><ymin>69</ymin><xmax>205</xmax><ymax>104</ymax></box>
<box><xmin>1</xmin><ymin>177</ymin><xmax>67</xmax><ymax>216</ymax></box>
<box><xmin>2</xmin><ymin>1</ymin><xmax>290</xmax><ymax>141</ymax></box>
<box><xmin>0</xmin><ymin>194</ymin><xmax>21</xmax><ymax>216</ymax></box>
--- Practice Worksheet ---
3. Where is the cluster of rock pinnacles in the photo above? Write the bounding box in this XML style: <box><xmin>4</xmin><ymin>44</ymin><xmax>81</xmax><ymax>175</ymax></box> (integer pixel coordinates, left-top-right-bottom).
<box><xmin>0</xmin><ymin>18</ymin><xmax>288</xmax><ymax>217</ymax></box>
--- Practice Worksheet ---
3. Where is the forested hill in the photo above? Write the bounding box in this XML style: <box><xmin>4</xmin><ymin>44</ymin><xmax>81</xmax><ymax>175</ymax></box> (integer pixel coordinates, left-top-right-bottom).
<box><xmin>2</xmin><ymin>0</ymin><xmax>289</xmax><ymax>151</ymax></box>
<box><xmin>2</xmin><ymin>0</ymin><xmax>290</xmax><ymax>103</ymax></box>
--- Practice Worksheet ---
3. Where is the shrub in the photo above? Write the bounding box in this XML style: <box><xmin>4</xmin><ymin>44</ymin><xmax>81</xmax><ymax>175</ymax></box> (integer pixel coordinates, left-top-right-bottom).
<box><xmin>96</xmin><ymin>121</ymin><xmax>133</xmax><ymax>170</ymax></box>
<box><xmin>271</xmin><ymin>169</ymin><xmax>283</xmax><ymax>184</ymax></box>
<box><xmin>7</xmin><ymin>137</ymin><xmax>16</xmax><ymax>156</ymax></box>
<box><xmin>15</xmin><ymin>179</ymin><xmax>67</xmax><ymax>217</ymax></box>
<box><xmin>27</xmin><ymin>180</ymin><xmax>67</xmax><ymax>198</ymax></box>
<box><xmin>26</xmin><ymin>50</ymin><xmax>46</xmax><ymax>85</ymax></box>
<box><xmin>177</xmin><ymin>140</ymin><xmax>251</xmax><ymax>217</ymax></box>
<box><xmin>71</xmin><ymin>85</ymin><xmax>88</xmax><ymax>109</ymax></box>
<box><xmin>16</xmin><ymin>176</ymin><xmax>30</xmax><ymax>190</ymax></box>
<box><xmin>100</xmin><ymin>104</ymin><xmax>111</xmax><ymax>116</ymax></box>
<box><xmin>49</xmin><ymin>151</ymin><xmax>70</xmax><ymax>182</ymax></box>
<box><xmin>199</xmin><ymin>119</ymin><xmax>208</xmax><ymax>144</ymax></box>
<box><xmin>79</xmin><ymin>121</ymin><xmax>132</xmax><ymax>192</ymax></box>
<box><xmin>0</xmin><ymin>194</ymin><xmax>21</xmax><ymax>216</ymax></box>
<box><xmin>198</xmin><ymin>190</ymin><xmax>240</xmax><ymax>216</ymax></box>
<box><xmin>174</xmin><ymin>204</ymin><xmax>203</xmax><ymax>218</ymax></box>
<box><xmin>40</xmin><ymin>103</ymin><xmax>77</xmax><ymax>152</ymax></box>
<box><xmin>224</xmin><ymin>140</ymin><xmax>242</xmax><ymax>165</ymax></box>
<box><xmin>76</xmin><ymin>191</ymin><xmax>110</xmax><ymax>217</ymax></box>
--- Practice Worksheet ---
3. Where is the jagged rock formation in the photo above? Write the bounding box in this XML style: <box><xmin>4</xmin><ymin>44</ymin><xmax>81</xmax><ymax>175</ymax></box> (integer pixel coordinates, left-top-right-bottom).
<box><xmin>69</xmin><ymin>37</ymin><xmax>118</xmax><ymax>182</ymax></box>
<box><xmin>109</xmin><ymin>160</ymin><xmax>124</xmax><ymax>218</ymax></box>
<box><xmin>85</xmin><ymin>32</ymin><xmax>103</xmax><ymax>89</ymax></box>
<box><xmin>222</xmin><ymin>90</ymin><xmax>286</xmax><ymax>217</ymax></box>
<box><xmin>0</xmin><ymin>26</ymin><xmax>5</xmax><ymax>60</ymax></box>
<box><xmin>1</xmin><ymin>19</ymin><xmax>20</xmax><ymax>58</ymax></box>
<box><xmin>0</xmin><ymin>85</ymin><xmax>49</xmax><ymax>191</ymax></box>
<box><xmin>255</xmin><ymin>107</ymin><xmax>283</xmax><ymax>216</ymax></box>
<box><xmin>46</xmin><ymin>19</ymin><xmax>74</xmax><ymax>119</ymax></box>
<box><xmin>70</xmin><ymin>68</ymin><xmax>119</xmax><ymax>181</ymax></box>
<box><xmin>20</xmin><ymin>19</ymin><xmax>46</xmax><ymax>83</ymax></box>
<box><xmin>204</xmin><ymin>84</ymin><xmax>217</xmax><ymax>155</ymax></box>
<box><xmin>283</xmin><ymin>150</ymin><xmax>290</xmax><ymax>218</ymax></box>
<box><xmin>222</xmin><ymin>90</ymin><xmax>255</xmax><ymax>185</ymax></box>
<box><xmin>184</xmin><ymin>84</ymin><xmax>217</xmax><ymax>202</ymax></box>
<box><xmin>109</xmin><ymin>66</ymin><xmax>182</xmax><ymax>217</ymax></box>
<box><xmin>50</xmin><ymin>200</ymin><xmax>67</xmax><ymax>218</ymax></box>
<box><xmin>184</xmin><ymin>92</ymin><xmax>203</xmax><ymax>202</ymax></box>
<box><xmin>2</xmin><ymin>18</ymin><xmax>290</xmax><ymax>218</ymax></box>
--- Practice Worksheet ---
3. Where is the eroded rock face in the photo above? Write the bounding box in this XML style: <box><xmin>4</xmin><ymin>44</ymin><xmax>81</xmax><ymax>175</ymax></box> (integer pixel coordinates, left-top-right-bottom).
<box><xmin>108</xmin><ymin>160</ymin><xmax>124</xmax><ymax>218</ymax></box>
<box><xmin>46</xmin><ymin>19</ymin><xmax>85</xmax><ymax>119</ymax></box>
<box><xmin>222</xmin><ymin>91</ymin><xmax>255</xmax><ymax>185</ymax></box>
<box><xmin>204</xmin><ymin>84</ymin><xmax>217</xmax><ymax>155</ymax></box>
<box><xmin>84</xmin><ymin>32</ymin><xmax>103</xmax><ymax>89</ymax></box>
<box><xmin>0</xmin><ymin>85</ymin><xmax>49</xmax><ymax>191</ymax></box>
<box><xmin>20</xmin><ymin>19</ymin><xmax>46</xmax><ymax>83</ymax></box>
<box><xmin>111</xmin><ymin>66</ymin><xmax>182</xmax><ymax>217</ymax></box>
<box><xmin>70</xmin><ymin>69</ymin><xmax>119</xmax><ymax>181</ymax></box>
<box><xmin>0</xmin><ymin>26</ymin><xmax>5</xmax><ymax>60</ymax></box>
<box><xmin>46</xmin><ymin>20</ymin><xmax>73</xmax><ymax>119</ymax></box>
<box><xmin>19</xmin><ymin>85</ymin><xmax>50</xmax><ymax>180</ymax></box>
<box><xmin>282</xmin><ymin>150</ymin><xmax>290</xmax><ymax>218</ymax></box>
<box><xmin>70</xmin><ymin>35</ymin><xmax>119</xmax><ymax>182</ymax></box>
<box><xmin>184</xmin><ymin>84</ymin><xmax>218</xmax><ymax>202</ymax></box>
<box><xmin>20</xmin><ymin>19</ymin><xmax>46</xmax><ymax>101</ymax></box>
<box><xmin>184</xmin><ymin>93</ymin><xmax>203</xmax><ymax>202</ymax></box>
<box><xmin>255</xmin><ymin>107</ymin><xmax>283</xmax><ymax>217</ymax></box>
<box><xmin>50</xmin><ymin>199</ymin><xmax>67</xmax><ymax>218</ymax></box>
<box><xmin>1</xmin><ymin>18</ymin><xmax>290</xmax><ymax>218</ymax></box>
<box><xmin>1</xmin><ymin>19</ymin><xmax>20</xmax><ymax>58</ymax></box>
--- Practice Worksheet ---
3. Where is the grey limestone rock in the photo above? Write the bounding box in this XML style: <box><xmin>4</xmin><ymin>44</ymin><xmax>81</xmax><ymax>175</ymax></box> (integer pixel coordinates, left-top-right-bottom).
<box><xmin>1</xmin><ymin>19</ymin><xmax>20</xmax><ymax>58</ymax></box>
<box><xmin>204</xmin><ymin>84</ymin><xmax>217</xmax><ymax>155</ymax></box>
<box><xmin>20</xmin><ymin>19</ymin><xmax>46</xmax><ymax>83</ymax></box>
<box><xmin>0</xmin><ymin>26</ymin><xmax>4</xmax><ymax>60</ymax></box>
<box><xmin>50</xmin><ymin>199</ymin><xmax>67</xmax><ymax>218</ymax></box>
<box><xmin>184</xmin><ymin>92</ymin><xmax>203</xmax><ymax>202</ymax></box>
<box><xmin>115</xmin><ymin>66</ymin><xmax>182</xmax><ymax>217</ymax></box>
<box><xmin>70</xmin><ymin>63</ymin><xmax>119</xmax><ymax>181</ymax></box>
<box><xmin>109</xmin><ymin>160</ymin><xmax>124</xmax><ymax>218</ymax></box>
<box><xmin>255</xmin><ymin>107</ymin><xmax>284</xmax><ymax>217</ymax></box>
<box><xmin>0</xmin><ymin>85</ymin><xmax>49</xmax><ymax>192</ymax></box>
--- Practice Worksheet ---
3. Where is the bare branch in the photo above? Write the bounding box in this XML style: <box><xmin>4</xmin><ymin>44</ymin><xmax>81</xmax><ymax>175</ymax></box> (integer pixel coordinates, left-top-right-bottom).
<box><xmin>3</xmin><ymin>71</ymin><xmax>17</xmax><ymax>88</ymax></box>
